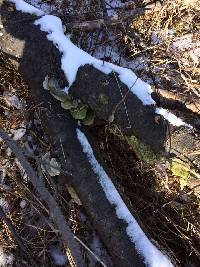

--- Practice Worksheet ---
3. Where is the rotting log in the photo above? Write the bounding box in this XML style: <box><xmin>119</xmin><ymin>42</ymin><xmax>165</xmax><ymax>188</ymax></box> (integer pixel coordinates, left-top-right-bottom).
<box><xmin>0</xmin><ymin>2</ymin><xmax>146</xmax><ymax>266</ymax></box>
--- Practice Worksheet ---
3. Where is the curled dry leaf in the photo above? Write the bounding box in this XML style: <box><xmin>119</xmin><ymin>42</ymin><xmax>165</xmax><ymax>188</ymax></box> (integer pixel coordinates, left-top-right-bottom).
<box><xmin>41</xmin><ymin>152</ymin><xmax>61</xmax><ymax>176</ymax></box>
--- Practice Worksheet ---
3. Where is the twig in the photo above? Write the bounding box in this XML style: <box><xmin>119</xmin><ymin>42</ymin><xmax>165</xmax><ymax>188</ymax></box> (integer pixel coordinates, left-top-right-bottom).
<box><xmin>0</xmin><ymin>128</ymin><xmax>85</xmax><ymax>267</ymax></box>
<box><xmin>0</xmin><ymin>206</ymin><xmax>39</xmax><ymax>267</ymax></box>
<box><xmin>74</xmin><ymin>236</ymin><xmax>107</xmax><ymax>267</ymax></box>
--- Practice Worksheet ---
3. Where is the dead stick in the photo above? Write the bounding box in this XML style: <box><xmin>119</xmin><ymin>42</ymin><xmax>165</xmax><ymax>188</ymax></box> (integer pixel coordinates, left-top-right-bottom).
<box><xmin>0</xmin><ymin>128</ymin><xmax>84</xmax><ymax>267</ymax></box>
<box><xmin>0</xmin><ymin>206</ymin><xmax>39</xmax><ymax>267</ymax></box>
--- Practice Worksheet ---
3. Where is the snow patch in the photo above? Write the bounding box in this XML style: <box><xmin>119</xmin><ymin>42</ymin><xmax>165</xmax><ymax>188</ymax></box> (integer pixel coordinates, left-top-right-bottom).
<box><xmin>173</xmin><ymin>35</ymin><xmax>193</xmax><ymax>51</ymax></box>
<box><xmin>29</xmin><ymin>0</ymin><xmax>54</xmax><ymax>14</ymax></box>
<box><xmin>0</xmin><ymin>247</ymin><xmax>14</xmax><ymax>266</ymax></box>
<box><xmin>151</xmin><ymin>32</ymin><xmax>160</xmax><ymax>45</ymax></box>
<box><xmin>20</xmin><ymin>199</ymin><xmax>27</xmax><ymax>209</ymax></box>
<box><xmin>3</xmin><ymin>92</ymin><xmax>23</xmax><ymax>110</ymax></box>
<box><xmin>77</xmin><ymin>129</ymin><xmax>173</xmax><ymax>267</ymax></box>
<box><xmin>106</xmin><ymin>0</ymin><xmax>123</xmax><ymax>17</ymax></box>
<box><xmin>0</xmin><ymin>198</ymin><xmax>9</xmax><ymax>214</ymax></box>
<box><xmin>49</xmin><ymin>247</ymin><xmax>67</xmax><ymax>266</ymax></box>
<box><xmin>155</xmin><ymin>108</ymin><xmax>192</xmax><ymax>128</ymax></box>
<box><xmin>10</xmin><ymin>0</ymin><xmax>44</xmax><ymax>16</ymax></box>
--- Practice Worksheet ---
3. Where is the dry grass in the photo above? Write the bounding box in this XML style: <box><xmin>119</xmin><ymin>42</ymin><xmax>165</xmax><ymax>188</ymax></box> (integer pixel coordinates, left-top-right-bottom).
<box><xmin>128</xmin><ymin>0</ymin><xmax>200</xmax><ymax>99</ymax></box>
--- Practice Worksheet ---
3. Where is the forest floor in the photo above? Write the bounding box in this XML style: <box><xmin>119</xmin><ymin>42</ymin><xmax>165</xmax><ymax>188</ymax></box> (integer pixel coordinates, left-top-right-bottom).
<box><xmin>0</xmin><ymin>1</ymin><xmax>200</xmax><ymax>267</ymax></box>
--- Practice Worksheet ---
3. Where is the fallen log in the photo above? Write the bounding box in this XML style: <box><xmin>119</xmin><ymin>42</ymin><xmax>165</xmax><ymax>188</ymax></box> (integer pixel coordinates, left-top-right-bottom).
<box><xmin>0</xmin><ymin>2</ymin><xmax>147</xmax><ymax>266</ymax></box>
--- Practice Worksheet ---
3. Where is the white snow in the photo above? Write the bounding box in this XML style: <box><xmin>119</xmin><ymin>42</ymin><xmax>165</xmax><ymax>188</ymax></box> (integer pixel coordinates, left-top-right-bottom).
<box><xmin>173</xmin><ymin>35</ymin><xmax>193</xmax><ymax>51</ymax></box>
<box><xmin>0</xmin><ymin>198</ymin><xmax>9</xmax><ymax>214</ymax></box>
<box><xmin>0</xmin><ymin>247</ymin><xmax>14</xmax><ymax>267</ymax></box>
<box><xmin>151</xmin><ymin>32</ymin><xmax>160</xmax><ymax>45</ymax></box>
<box><xmin>172</xmin><ymin>35</ymin><xmax>200</xmax><ymax>66</ymax></box>
<box><xmin>10</xmin><ymin>0</ymin><xmax>45</xmax><ymax>16</ymax></box>
<box><xmin>20</xmin><ymin>199</ymin><xmax>27</xmax><ymax>209</ymax></box>
<box><xmin>34</xmin><ymin>15</ymin><xmax>155</xmax><ymax>105</ymax></box>
<box><xmin>49</xmin><ymin>247</ymin><xmax>67</xmax><ymax>266</ymax></box>
<box><xmin>29</xmin><ymin>0</ymin><xmax>54</xmax><ymax>14</ymax></box>
<box><xmin>155</xmin><ymin>108</ymin><xmax>192</xmax><ymax>128</ymax></box>
<box><xmin>77</xmin><ymin>129</ymin><xmax>173</xmax><ymax>267</ymax></box>
<box><xmin>106</xmin><ymin>0</ymin><xmax>123</xmax><ymax>17</ymax></box>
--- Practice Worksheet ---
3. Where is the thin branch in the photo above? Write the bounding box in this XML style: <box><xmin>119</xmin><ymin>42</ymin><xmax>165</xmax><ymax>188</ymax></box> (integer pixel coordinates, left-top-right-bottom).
<box><xmin>74</xmin><ymin>236</ymin><xmax>107</xmax><ymax>267</ymax></box>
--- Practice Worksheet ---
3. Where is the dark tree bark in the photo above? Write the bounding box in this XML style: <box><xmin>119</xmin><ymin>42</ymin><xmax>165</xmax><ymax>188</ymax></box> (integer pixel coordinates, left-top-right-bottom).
<box><xmin>69</xmin><ymin>65</ymin><xmax>200</xmax><ymax>174</ymax></box>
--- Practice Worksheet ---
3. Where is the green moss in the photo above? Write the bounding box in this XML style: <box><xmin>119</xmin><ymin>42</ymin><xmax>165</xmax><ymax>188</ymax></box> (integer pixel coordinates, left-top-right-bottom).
<box><xmin>170</xmin><ymin>159</ymin><xmax>190</xmax><ymax>189</ymax></box>
<box><xmin>99</xmin><ymin>94</ymin><xmax>109</xmax><ymax>105</ymax></box>
<box><xmin>44</xmin><ymin>77</ymin><xmax>69</xmax><ymax>102</ymax></box>
<box><xmin>127</xmin><ymin>136</ymin><xmax>158</xmax><ymax>163</ymax></box>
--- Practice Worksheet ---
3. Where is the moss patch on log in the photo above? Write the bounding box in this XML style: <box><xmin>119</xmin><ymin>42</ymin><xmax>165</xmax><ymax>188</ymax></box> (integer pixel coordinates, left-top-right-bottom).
<box><xmin>165</xmin><ymin>158</ymin><xmax>191</xmax><ymax>189</ymax></box>
<box><xmin>99</xmin><ymin>93</ymin><xmax>109</xmax><ymax>105</ymax></box>
<box><xmin>125</xmin><ymin>135</ymin><xmax>194</xmax><ymax>189</ymax></box>
<box><xmin>127</xmin><ymin>136</ymin><xmax>158</xmax><ymax>163</ymax></box>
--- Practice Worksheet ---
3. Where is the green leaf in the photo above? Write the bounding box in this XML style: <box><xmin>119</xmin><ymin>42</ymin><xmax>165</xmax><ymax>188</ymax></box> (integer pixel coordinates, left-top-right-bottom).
<box><xmin>41</xmin><ymin>152</ymin><xmax>61</xmax><ymax>176</ymax></box>
<box><xmin>99</xmin><ymin>94</ymin><xmax>109</xmax><ymax>105</ymax></box>
<box><xmin>43</xmin><ymin>75</ymin><xmax>49</xmax><ymax>90</ymax></box>
<box><xmin>48</xmin><ymin>78</ymin><xmax>61</xmax><ymax>91</ymax></box>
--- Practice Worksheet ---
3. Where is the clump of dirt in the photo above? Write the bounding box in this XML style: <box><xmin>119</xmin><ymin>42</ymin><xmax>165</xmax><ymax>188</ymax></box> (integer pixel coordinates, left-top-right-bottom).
<box><xmin>89</xmin><ymin>125</ymin><xmax>200</xmax><ymax>267</ymax></box>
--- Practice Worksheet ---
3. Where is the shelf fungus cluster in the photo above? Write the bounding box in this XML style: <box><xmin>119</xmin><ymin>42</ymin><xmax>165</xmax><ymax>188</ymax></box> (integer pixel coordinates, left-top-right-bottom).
<box><xmin>43</xmin><ymin>75</ymin><xmax>95</xmax><ymax>126</ymax></box>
